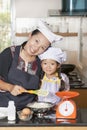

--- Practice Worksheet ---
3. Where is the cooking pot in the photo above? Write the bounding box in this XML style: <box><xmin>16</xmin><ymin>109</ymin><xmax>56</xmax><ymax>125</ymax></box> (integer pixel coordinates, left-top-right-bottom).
<box><xmin>27</xmin><ymin>102</ymin><xmax>54</xmax><ymax>118</ymax></box>
<box><xmin>27</xmin><ymin>101</ymin><xmax>54</xmax><ymax>113</ymax></box>
<box><xmin>61</xmin><ymin>64</ymin><xmax>76</xmax><ymax>74</ymax></box>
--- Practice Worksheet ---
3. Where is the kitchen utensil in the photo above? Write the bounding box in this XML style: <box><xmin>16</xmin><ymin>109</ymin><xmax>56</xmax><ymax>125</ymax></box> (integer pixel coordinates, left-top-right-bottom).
<box><xmin>21</xmin><ymin>89</ymin><xmax>49</xmax><ymax>96</ymax></box>
<box><xmin>61</xmin><ymin>64</ymin><xmax>76</xmax><ymax>74</ymax></box>
<box><xmin>27</xmin><ymin>101</ymin><xmax>54</xmax><ymax>113</ymax></box>
<box><xmin>27</xmin><ymin>101</ymin><xmax>54</xmax><ymax>118</ymax></box>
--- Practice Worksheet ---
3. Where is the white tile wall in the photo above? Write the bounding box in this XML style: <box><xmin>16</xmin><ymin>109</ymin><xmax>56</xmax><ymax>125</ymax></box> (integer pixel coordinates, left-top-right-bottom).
<box><xmin>14</xmin><ymin>17</ymin><xmax>86</xmax><ymax>67</ymax></box>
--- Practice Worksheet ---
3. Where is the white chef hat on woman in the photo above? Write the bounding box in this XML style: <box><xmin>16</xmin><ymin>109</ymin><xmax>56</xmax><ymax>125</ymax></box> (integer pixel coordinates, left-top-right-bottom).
<box><xmin>36</xmin><ymin>20</ymin><xmax>63</xmax><ymax>44</ymax></box>
<box><xmin>38</xmin><ymin>47</ymin><xmax>66</xmax><ymax>64</ymax></box>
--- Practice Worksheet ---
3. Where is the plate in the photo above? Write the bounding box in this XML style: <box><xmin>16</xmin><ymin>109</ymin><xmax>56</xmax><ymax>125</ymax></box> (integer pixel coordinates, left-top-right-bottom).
<box><xmin>0</xmin><ymin>107</ymin><xmax>8</xmax><ymax>119</ymax></box>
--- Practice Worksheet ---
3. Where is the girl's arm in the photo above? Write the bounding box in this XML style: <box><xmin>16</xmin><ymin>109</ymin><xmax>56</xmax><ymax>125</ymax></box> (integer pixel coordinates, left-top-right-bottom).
<box><xmin>60</xmin><ymin>73</ymin><xmax>70</xmax><ymax>91</ymax></box>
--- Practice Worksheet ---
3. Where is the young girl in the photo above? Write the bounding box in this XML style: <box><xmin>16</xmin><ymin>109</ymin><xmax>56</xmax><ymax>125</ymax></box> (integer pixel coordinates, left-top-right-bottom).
<box><xmin>38</xmin><ymin>47</ymin><xmax>70</xmax><ymax>105</ymax></box>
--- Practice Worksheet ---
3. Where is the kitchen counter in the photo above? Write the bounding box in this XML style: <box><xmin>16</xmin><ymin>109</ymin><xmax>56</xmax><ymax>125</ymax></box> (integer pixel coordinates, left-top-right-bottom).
<box><xmin>0</xmin><ymin>108</ymin><xmax>87</xmax><ymax>127</ymax></box>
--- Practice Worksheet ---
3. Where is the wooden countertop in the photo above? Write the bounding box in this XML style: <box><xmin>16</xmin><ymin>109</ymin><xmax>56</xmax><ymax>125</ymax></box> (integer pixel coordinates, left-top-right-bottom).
<box><xmin>0</xmin><ymin>127</ymin><xmax>87</xmax><ymax>130</ymax></box>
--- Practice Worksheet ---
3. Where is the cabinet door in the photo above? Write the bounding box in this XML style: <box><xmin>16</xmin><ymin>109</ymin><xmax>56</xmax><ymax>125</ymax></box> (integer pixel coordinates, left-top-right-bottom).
<box><xmin>71</xmin><ymin>89</ymin><xmax>87</xmax><ymax>108</ymax></box>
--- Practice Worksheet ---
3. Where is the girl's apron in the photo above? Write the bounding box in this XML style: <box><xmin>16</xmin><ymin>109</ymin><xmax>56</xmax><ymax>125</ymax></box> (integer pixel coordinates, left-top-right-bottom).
<box><xmin>38</xmin><ymin>74</ymin><xmax>61</xmax><ymax>104</ymax></box>
<box><xmin>0</xmin><ymin>46</ymin><xmax>40</xmax><ymax>110</ymax></box>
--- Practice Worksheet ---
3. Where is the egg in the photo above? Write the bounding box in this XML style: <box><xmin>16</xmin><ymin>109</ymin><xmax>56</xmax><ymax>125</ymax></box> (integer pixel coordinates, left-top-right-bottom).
<box><xmin>19</xmin><ymin>108</ymin><xmax>32</xmax><ymax>121</ymax></box>
<box><xmin>21</xmin><ymin>108</ymin><xmax>31</xmax><ymax>116</ymax></box>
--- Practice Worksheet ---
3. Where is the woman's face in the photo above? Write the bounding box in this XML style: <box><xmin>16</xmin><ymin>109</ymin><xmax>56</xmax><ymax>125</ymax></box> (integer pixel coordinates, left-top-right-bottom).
<box><xmin>41</xmin><ymin>59</ymin><xmax>60</xmax><ymax>77</ymax></box>
<box><xmin>24</xmin><ymin>33</ymin><xmax>50</xmax><ymax>56</ymax></box>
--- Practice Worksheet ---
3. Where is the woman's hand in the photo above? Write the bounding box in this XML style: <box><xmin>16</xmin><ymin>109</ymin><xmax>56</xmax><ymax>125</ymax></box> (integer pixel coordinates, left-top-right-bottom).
<box><xmin>10</xmin><ymin>85</ymin><xmax>27</xmax><ymax>96</ymax></box>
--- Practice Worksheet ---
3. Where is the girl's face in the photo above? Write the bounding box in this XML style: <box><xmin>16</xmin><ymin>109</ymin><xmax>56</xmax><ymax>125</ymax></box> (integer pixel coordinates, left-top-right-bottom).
<box><xmin>24</xmin><ymin>33</ymin><xmax>50</xmax><ymax>56</ymax></box>
<box><xmin>41</xmin><ymin>59</ymin><xmax>60</xmax><ymax>78</ymax></box>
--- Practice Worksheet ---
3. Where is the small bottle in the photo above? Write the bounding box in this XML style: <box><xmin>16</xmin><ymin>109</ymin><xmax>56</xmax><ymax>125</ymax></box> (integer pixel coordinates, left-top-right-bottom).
<box><xmin>7</xmin><ymin>101</ymin><xmax>16</xmax><ymax>121</ymax></box>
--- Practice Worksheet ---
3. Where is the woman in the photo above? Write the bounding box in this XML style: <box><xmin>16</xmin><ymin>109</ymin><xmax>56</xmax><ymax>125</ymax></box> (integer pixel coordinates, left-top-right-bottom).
<box><xmin>0</xmin><ymin>20</ymin><xmax>62</xmax><ymax>110</ymax></box>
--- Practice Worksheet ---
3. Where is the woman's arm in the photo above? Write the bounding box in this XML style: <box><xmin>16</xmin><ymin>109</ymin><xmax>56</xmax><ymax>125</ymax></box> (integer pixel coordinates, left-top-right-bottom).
<box><xmin>0</xmin><ymin>79</ymin><xmax>13</xmax><ymax>92</ymax></box>
<box><xmin>0</xmin><ymin>79</ymin><xmax>27</xmax><ymax>96</ymax></box>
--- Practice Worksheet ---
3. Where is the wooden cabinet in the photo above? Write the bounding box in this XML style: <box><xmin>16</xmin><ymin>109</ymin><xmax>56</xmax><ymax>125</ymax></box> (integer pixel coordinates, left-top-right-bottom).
<box><xmin>71</xmin><ymin>89</ymin><xmax>87</xmax><ymax>108</ymax></box>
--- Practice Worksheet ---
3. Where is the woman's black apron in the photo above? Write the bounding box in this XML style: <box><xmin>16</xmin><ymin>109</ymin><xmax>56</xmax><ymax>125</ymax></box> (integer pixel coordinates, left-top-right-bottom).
<box><xmin>0</xmin><ymin>46</ymin><xmax>40</xmax><ymax>110</ymax></box>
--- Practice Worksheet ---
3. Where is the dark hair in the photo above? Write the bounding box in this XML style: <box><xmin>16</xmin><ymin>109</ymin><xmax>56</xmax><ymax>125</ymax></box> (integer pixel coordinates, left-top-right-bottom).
<box><xmin>58</xmin><ymin>66</ymin><xmax>66</xmax><ymax>91</ymax></box>
<box><xmin>21</xmin><ymin>29</ymin><xmax>40</xmax><ymax>49</ymax></box>
<box><xmin>59</xmin><ymin>79</ymin><xmax>66</xmax><ymax>91</ymax></box>
<box><xmin>31</xmin><ymin>29</ymin><xmax>40</xmax><ymax>36</ymax></box>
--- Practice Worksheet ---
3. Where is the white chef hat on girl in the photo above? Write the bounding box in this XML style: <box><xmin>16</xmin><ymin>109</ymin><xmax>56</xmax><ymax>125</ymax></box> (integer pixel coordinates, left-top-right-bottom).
<box><xmin>36</xmin><ymin>20</ymin><xmax>63</xmax><ymax>44</ymax></box>
<box><xmin>38</xmin><ymin>47</ymin><xmax>66</xmax><ymax>64</ymax></box>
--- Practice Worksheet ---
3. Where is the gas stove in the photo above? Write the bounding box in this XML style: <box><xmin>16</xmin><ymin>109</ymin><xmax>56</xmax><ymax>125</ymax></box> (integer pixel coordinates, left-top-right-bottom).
<box><xmin>60</xmin><ymin>64</ymin><xmax>85</xmax><ymax>88</ymax></box>
<box><xmin>67</xmin><ymin>71</ymin><xmax>85</xmax><ymax>88</ymax></box>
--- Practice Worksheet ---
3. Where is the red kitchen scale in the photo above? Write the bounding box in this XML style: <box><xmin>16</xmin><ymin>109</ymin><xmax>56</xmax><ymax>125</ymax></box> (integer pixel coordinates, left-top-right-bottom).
<box><xmin>55</xmin><ymin>91</ymin><xmax>79</xmax><ymax>120</ymax></box>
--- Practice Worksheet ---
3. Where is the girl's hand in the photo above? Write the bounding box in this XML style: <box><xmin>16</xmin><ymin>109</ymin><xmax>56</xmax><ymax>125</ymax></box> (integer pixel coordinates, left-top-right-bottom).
<box><xmin>10</xmin><ymin>85</ymin><xmax>27</xmax><ymax>96</ymax></box>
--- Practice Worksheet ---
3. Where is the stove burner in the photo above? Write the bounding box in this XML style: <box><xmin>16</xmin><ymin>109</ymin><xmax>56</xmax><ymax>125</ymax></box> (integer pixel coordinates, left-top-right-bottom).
<box><xmin>34</xmin><ymin>111</ymin><xmax>47</xmax><ymax>118</ymax></box>
<box><xmin>33</xmin><ymin>109</ymin><xmax>55</xmax><ymax>118</ymax></box>
<box><xmin>70</xmin><ymin>81</ymin><xmax>85</xmax><ymax>87</ymax></box>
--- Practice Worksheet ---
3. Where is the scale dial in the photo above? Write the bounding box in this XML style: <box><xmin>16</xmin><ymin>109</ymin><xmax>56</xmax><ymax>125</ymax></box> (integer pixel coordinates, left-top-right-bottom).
<box><xmin>58</xmin><ymin>100</ymin><xmax>74</xmax><ymax>116</ymax></box>
<box><xmin>56</xmin><ymin>99</ymin><xmax>77</xmax><ymax>119</ymax></box>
